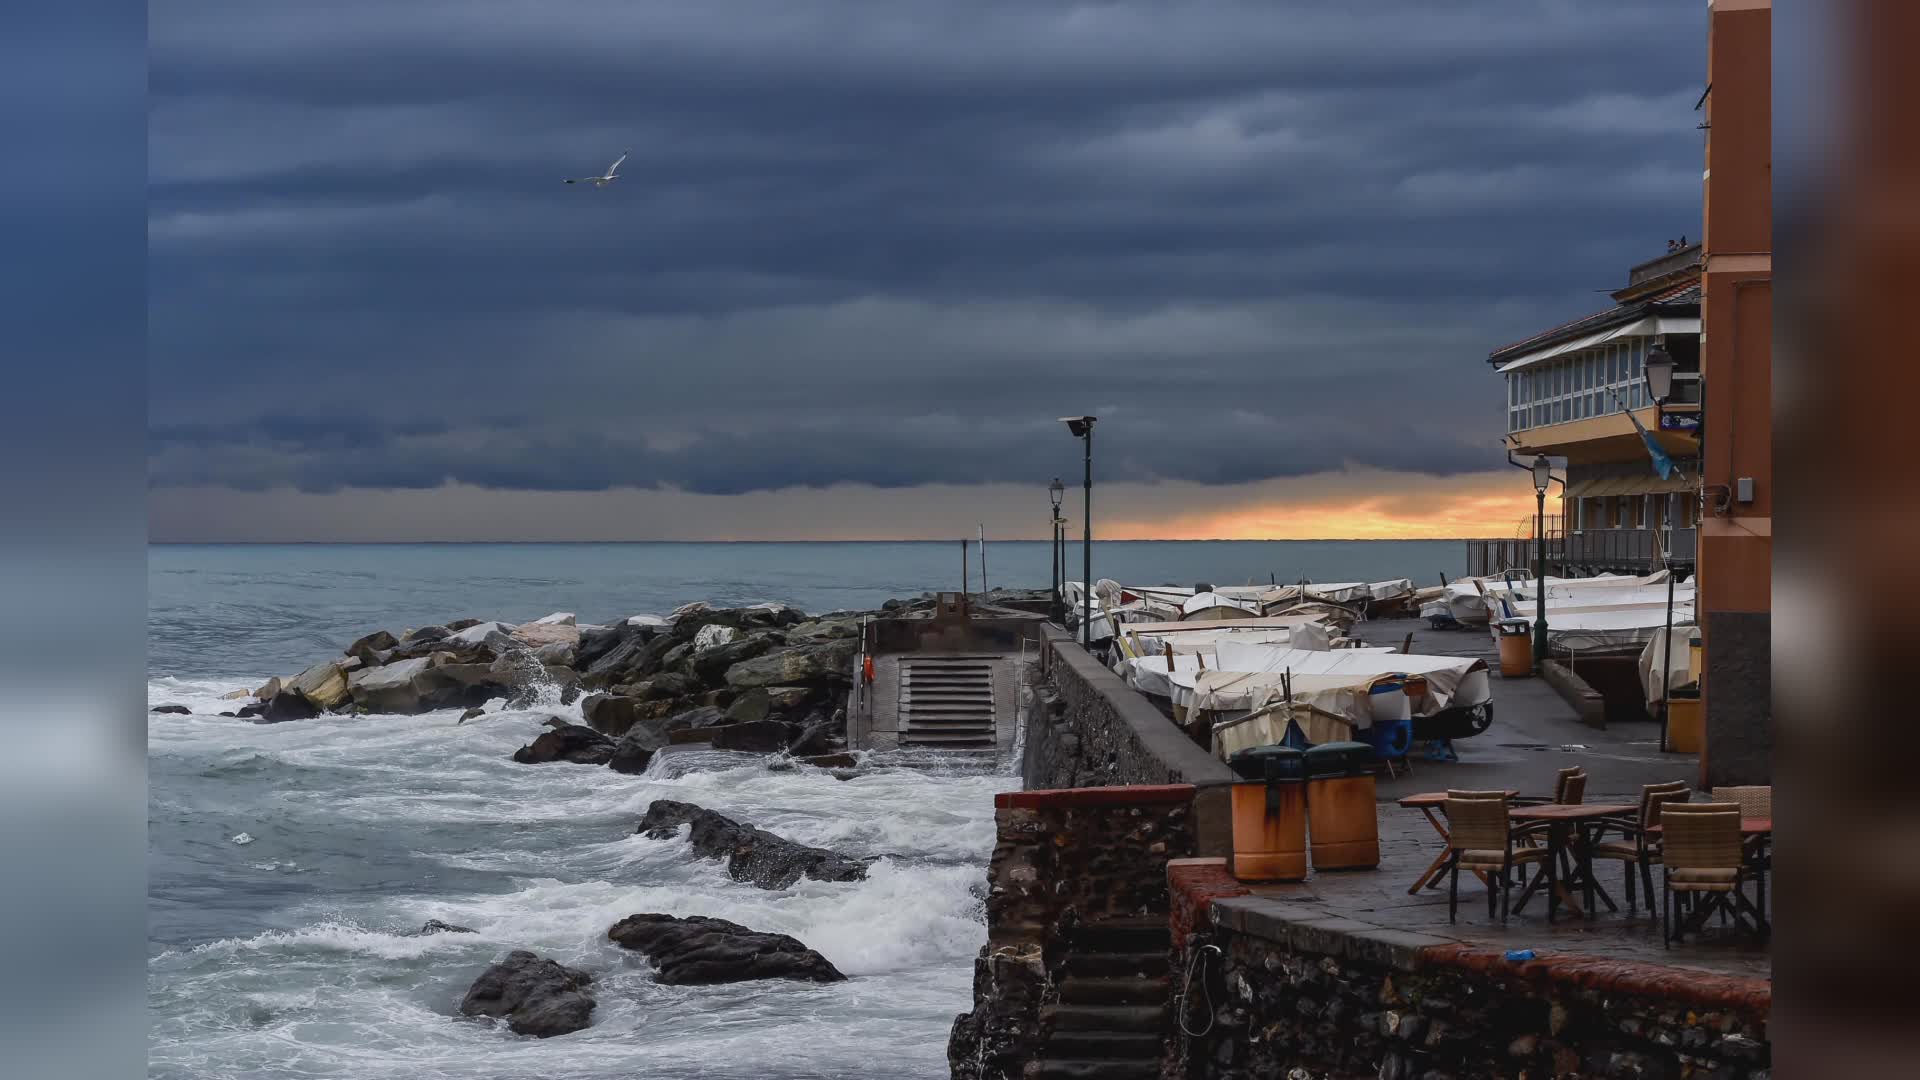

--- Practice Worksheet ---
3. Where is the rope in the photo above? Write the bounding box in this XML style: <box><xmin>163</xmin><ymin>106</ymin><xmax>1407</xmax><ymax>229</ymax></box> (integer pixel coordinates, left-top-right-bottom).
<box><xmin>1175</xmin><ymin>944</ymin><xmax>1222</xmax><ymax>1038</ymax></box>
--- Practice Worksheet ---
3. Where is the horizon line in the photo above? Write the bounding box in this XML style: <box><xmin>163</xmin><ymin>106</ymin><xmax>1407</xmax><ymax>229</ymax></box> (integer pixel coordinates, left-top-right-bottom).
<box><xmin>148</xmin><ymin>536</ymin><xmax>1489</xmax><ymax>545</ymax></box>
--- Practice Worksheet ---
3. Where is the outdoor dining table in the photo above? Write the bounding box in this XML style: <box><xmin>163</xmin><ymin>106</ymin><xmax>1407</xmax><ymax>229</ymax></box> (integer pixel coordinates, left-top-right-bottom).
<box><xmin>1396</xmin><ymin>791</ymin><xmax>1519</xmax><ymax>895</ymax></box>
<box><xmin>1507</xmin><ymin>803</ymin><xmax>1637</xmax><ymax>922</ymax></box>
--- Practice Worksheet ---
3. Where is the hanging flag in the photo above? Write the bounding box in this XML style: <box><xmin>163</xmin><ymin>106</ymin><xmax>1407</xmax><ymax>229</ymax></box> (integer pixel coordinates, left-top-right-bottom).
<box><xmin>1610</xmin><ymin>387</ymin><xmax>1674</xmax><ymax>480</ymax></box>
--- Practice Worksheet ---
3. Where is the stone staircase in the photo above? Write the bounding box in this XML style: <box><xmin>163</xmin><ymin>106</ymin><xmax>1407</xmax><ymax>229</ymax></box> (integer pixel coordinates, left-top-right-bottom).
<box><xmin>1034</xmin><ymin>918</ymin><xmax>1171</xmax><ymax>1080</ymax></box>
<box><xmin>897</xmin><ymin>655</ymin><xmax>999</xmax><ymax>750</ymax></box>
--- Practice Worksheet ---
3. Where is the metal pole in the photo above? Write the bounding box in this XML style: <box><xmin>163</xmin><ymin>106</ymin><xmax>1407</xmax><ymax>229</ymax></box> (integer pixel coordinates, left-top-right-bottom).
<box><xmin>1082</xmin><ymin>427</ymin><xmax>1093</xmax><ymax>649</ymax></box>
<box><xmin>1533</xmin><ymin>486</ymin><xmax>1548</xmax><ymax>672</ymax></box>
<box><xmin>1052</xmin><ymin>515</ymin><xmax>1064</xmax><ymax>624</ymax></box>
<box><xmin>961</xmin><ymin>538</ymin><xmax>968</xmax><ymax>597</ymax></box>
<box><xmin>1659</xmin><ymin>498</ymin><xmax>1676</xmax><ymax>751</ymax></box>
<box><xmin>979</xmin><ymin>524</ymin><xmax>988</xmax><ymax>596</ymax></box>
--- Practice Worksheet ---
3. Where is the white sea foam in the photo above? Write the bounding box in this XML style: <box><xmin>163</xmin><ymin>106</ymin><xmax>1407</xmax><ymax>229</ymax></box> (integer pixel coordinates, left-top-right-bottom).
<box><xmin>149</xmin><ymin>675</ymin><xmax>1005</xmax><ymax>1080</ymax></box>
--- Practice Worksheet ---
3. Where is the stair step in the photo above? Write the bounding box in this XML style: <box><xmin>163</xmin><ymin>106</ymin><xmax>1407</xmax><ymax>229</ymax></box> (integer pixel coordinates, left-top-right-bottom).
<box><xmin>1065</xmin><ymin>919</ymin><xmax>1171</xmax><ymax>952</ymax></box>
<box><xmin>1044</xmin><ymin>1031</ymin><xmax>1167</xmax><ymax>1060</ymax></box>
<box><xmin>1057</xmin><ymin>975</ymin><xmax>1169</xmax><ymax>1005</ymax></box>
<box><xmin>1041</xmin><ymin>1003</ymin><xmax>1166</xmax><ymax>1032</ymax></box>
<box><xmin>1032</xmin><ymin>1060</ymin><xmax>1162</xmax><ymax>1080</ymax></box>
<box><xmin>1062</xmin><ymin>952</ymin><xmax>1169</xmax><ymax>978</ymax></box>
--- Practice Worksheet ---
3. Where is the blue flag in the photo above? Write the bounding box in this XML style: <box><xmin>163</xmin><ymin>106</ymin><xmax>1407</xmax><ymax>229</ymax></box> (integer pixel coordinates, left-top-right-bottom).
<box><xmin>1614</xmin><ymin>388</ymin><xmax>1674</xmax><ymax>480</ymax></box>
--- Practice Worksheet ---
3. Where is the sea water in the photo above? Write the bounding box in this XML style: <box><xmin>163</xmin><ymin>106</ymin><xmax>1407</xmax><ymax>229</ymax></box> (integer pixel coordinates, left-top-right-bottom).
<box><xmin>147</xmin><ymin>540</ymin><xmax>1459</xmax><ymax>1078</ymax></box>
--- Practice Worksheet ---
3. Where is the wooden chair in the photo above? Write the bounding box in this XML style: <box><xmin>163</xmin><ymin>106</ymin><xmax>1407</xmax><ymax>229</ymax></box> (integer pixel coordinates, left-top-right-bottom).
<box><xmin>1513</xmin><ymin>766</ymin><xmax>1584</xmax><ymax>807</ymax></box>
<box><xmin>1661</xmin><ymin>803</ymin><xmax>1764</xmax><ymax>946</ymax></box>
<box><xmin>1711</xmin><ymin>785</ymin><xmax>1772</xmax><ymax>818</ymax></box>
<box><xmin>1590</xmin><ymin>785</ymin><xmax>1690</xmax><ymax>915</ymax></box>
<box><xmin>1444</xmin><ymin>792</ymin><xmax>1546</xmax><ymax>925</ymax></box>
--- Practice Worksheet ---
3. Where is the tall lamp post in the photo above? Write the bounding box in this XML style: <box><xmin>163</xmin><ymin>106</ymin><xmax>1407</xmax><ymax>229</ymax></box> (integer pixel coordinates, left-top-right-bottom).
<box><xmin>1048</xmin><ymin>477</ymin><xmax>1066</xmax><ymax>624</ymax></box>
<box><xmin>1531</xmin><ymin>454</ymin><xmax>1553</xmax><ymax>672</ymax></box>
<box><xmin>1060</xmin><ymin>416</ymin><xmax>1097</xmax><ymax>647</ymax></box>
<box><xmin>1643</xmin><ymin>342</ymin><xmax>1679</xmax><ymax>751</ymax></box>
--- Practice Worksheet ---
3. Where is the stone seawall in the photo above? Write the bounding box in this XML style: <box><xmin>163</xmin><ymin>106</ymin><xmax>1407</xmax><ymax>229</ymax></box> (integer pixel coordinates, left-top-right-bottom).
<box><xmin>1169</xmin><ymin>859</ymin><xmax>1772</xmax><ymax>1079</ymax></box>
<box><xmin>948</xmin><ymin>785</ymin><xmax>1198</xmax><ymax>1080</ymax></box>
<box><xmin>1022</xmin><ymin>629</ymin><xmax>1236</xmax><ymax>857</ymax></box>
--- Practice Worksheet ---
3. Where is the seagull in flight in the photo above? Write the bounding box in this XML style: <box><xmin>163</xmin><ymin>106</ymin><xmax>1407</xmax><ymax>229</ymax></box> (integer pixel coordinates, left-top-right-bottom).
<box><xmin>565</xmin><ymin>150</ymin><xmax>628</xmax><ymax>187</ymax></box>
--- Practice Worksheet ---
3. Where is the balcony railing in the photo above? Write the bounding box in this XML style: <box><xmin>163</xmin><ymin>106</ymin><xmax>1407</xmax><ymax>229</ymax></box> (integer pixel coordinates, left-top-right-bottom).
<box><xmin>1465</xmin><ymin>527</ymin><xmax>1697</xmax><ymax>578</ymax></box>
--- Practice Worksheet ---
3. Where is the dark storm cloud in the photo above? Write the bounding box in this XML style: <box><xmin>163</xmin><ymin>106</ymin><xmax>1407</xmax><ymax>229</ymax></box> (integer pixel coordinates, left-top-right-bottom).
<box><xmin>149</xmin><ymin>1</ymin><xmax>1705</xmax><ymax>497</ymax></box>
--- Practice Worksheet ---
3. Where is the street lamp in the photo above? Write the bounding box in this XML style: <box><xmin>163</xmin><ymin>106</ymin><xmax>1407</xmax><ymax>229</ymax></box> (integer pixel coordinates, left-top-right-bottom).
<box><xmin>1048</xmin><ymin>477</ymin><xmax>1066</xmax><ymax>624</ymax></box>
<box><xmin>1531</xmin><ymin>454</ymin><xmax>1552</xmax><ymax>672</ymax></box>
<box><xmin>1643</xmin><ymin>341</ymin><xmax>1679</xmax><ymax>750</ymax></box>
<box><xmin>1059</xmin><ymin>416</ymin><xmax>1097</xmax><ymax>648</ymax></box>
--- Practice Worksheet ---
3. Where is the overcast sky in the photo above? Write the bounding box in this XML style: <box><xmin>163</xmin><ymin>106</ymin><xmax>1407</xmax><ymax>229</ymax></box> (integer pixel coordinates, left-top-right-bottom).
<box><xmin>148</xmin><ymin>0</ymin><xmax>1705</xmax><ymax>541</ymax></box>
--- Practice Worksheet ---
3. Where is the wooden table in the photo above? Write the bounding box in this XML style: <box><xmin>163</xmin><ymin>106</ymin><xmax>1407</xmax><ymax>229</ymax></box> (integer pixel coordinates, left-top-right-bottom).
<box><xmin>1507</xmin><ymin>803</ymin><xmax>1636</xmax><ymax>922</ymax></box>
<box><xmin>1396</xmin><ymin>791</ymin><xmax>1519</xmax><ymax>895</ymax></box>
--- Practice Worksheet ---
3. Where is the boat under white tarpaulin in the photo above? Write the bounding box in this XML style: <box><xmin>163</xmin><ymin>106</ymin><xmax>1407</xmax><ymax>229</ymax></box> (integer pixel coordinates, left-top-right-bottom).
<box><xmin>1192</xmin><ymin>641</ymin><xmax>1492</xmax><ymax>717</ymax></box>
<box><xmin>1180</xmin><ymin>592</ymin><xmax>1263</xmax><ymax>620</ymax></box>
<box><xmin>1638</xmin><ymin>627</ymin><xmax>1700</xmax><ymax>706</ymax></box>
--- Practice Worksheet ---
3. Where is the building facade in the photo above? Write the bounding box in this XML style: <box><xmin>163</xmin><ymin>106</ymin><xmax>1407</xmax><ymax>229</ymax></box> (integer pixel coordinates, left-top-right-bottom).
<box><xmin>1487</xmin><ymin>246</ymin><xmax>1705</xmax><ymax>576</ymax></box>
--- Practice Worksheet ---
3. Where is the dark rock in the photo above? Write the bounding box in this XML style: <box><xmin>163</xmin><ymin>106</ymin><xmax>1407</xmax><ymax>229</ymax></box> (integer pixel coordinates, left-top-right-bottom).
<box><xmin>659</xmin><ymin>642</ymin><xmax>693</xmax><ymax>672</ymax></box>
<box><xmin>445</xmin><ymin>618</ymin><xmax>484</xmax><ymax>632</ymax></box>
<box><xmin>710</xmin><ymin>719</ymin><xmax>794</xmax><ymax>753</ymax></box>
<box><xmin>421</xmin><ymin>919</ymin><xmax>476</xmax><ymax>935</ymax></box>
<box><xmin>582</xmin><ymin>632</ymin><xmax>680</xmax><ymax>689</ymax></box>
<box><xmin>798</xmin><ymin>752</ymin><xmax>860</xmax><ymax>769</ymax></box>
<box><xmin>458</xmin><ymin>949</ymin><xmax>596</xmax><ymax>1038</ymax></box>
<box><xmin>687</xmin><ymin>635</ymin><xmax>775</xmax><ymax>684</ymax></box>
<box><xmin>404</xmin><ymin>624</ymin><xmax>451</xmax><ymax>644</ymax></box>
<box><xmin>636</xmin><ymin>798</ymin><xmax>867</xmax><ymax>888</ymax></box>
<box><xmin>640</xmin><ymin>671</ymin><xmax>699</xmax><ymax>701</ymax></box>
<box><xmin>459</xmin><ymin>707</ymin><xmax>486</xmax><ymax>722</ymax></box>
<box><xmin>346</xmin><ymin>630</ymin><xmax>399</xmax><ymax>657</ymax></box>
<box><xmin>347</xmin><ymin>657</ymin><xmax>434</xmax><ymax>713</ymax></box>
<box><xmin>235</xmin><ymin>700</ymin><xmax>270</xmax><ymax>719</ymax></box>
<box><xmin>534</xmin><ymin>642</ymin><xmax>575</xmax><ymax>668</ymax></box>
<box><xmin>785</xmin><ymin>618</ymin><xmax>861</xmax><ymax>643</ymax></box>
<box><xmin>151</xmin><ymin>704</ymin><xmax>192</xmax><ymax>715</ymax></box>
<box><xmin>580</xmin><ymin>694</ymin><xmax>647</xmax><ymax>738</ymax></box>
<box><xmin>511</xmin><ymin>724</ymin><xmax>616</xmax><ymax>765</ymax></box>
<box><xmin>786</xmin><ymin>712</ymin><xmax>839</xmax><ymax>757</ymax></box>
<box><xmin>723</xmin><ymin>640</ymin><xmax>858</xmax><ymax>689</ymax></box>
<box><xmin>259</xmin><ymin>690</ymin><xmax>320</xmax><ymax>723</ymax></box>
<box><xmin>605</xmin><ymin>704</ymin><xmax>725</xmax><ymax>770</ymax></box>
<box><xmin>724</xmin><ymin>688</ymin><xmax>771</xmax><ymax>724</ymax></box>
<box><xmin>607</xmin><ymin>913</ymin><xmax>844</xmax><ymax>984</ymax></box>
<box><xmin>574</xmin><ymin>623</ymin><xmax>640</xmax><ymax>671</ymax></box>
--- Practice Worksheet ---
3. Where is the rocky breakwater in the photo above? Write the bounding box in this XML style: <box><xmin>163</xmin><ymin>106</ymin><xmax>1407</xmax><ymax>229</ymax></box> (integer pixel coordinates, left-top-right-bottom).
<box><xmin>205</xmin><ymin>601</ymin><xmax>874</xmax><ymax>770</ymax></box>
<box><xmin>636</xmin><ymin>798</ymin><xmax>870</xmax><ymax>889</ymax></box>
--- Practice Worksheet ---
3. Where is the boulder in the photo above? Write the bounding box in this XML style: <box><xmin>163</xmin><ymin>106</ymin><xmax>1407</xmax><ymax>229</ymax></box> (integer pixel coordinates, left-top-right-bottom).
<box><xmin>636</xmin><ymin>799</ymin><xmax>867</xmax><ymax>888</ymax></box>
<box><xmin>607</xmin><ymin>914</ymin><xmax>844</xmax><ymax>984</ymax></box>
<box><xmin>723</xmin><ymin>688</ymin><xmax>770</xmax><ymax>724</ymax></box>
<box><xmin>220</xmin><ymin>688</ymin><xmax>251</xmax><ymax>700</ymax></box>
<box><xmin>259</xmin><ymin>690</ymin><xmax>320</xmax><ymax>723</ymax></box>
<box><xmin>626</xmin><ymin>614</ymin><xmax>670</xmax><ymax>628</ymax></box>
<box><xmin>253</xmin><ymin>676</ymin><xmax>283</xmax><ymax>699</ymax></box>
<box><xmin>785</xmin><ymin>618</ymin><xmax>860</xmax><ymax>644</ymax></box>
<box><xmin>511</xmin><ymin>723</ymin><xmax>616</xmax><ymax>765</ymax></box>
<box><xmin>420</xmin><ymin>919</ymin><xmax>476</xmax><ymax>935</ymax></box>
<box><xmin>797</xmin><ymin>752</ymin><xmax>860</xmax><ymax>769</ymax></box>
<box><xmin>458</xmin><ymin>950</ymin><xmax>596</xmax><ymax>1038</ymax></box>
<box><xmin>659</xmin><ymin>642</ymin><xmax>693</xmax><ymax>672</ymax></box>
<box><xmin>531</xmin><ymin>612</ymin><xmax>576</xmax><ymax>626</ymax></box>
<box><xmin>723</xmin><ymin>640</ymin><xmax>858</xmax><ymax>689</ymax></box>
<box><xmin>512</xmin><ymin>621</ymin><xmax>580</xmax><ymax>649</ymax></box>
<box><xmin>288</xmin><ymin>660</ymin><xmax>353</xmax><ymax>711</ymax></box>
<box><xmin>445</xmin><ymin>618</ymin><xmax>484</xmax><ymax>632</ymax></box>
<box><xmin>767</xmin><ymin>685</ymin><xmax>820</xmax><ymax>711</ymax></box>
<box><xmin>786</xmin><ymin>712</ymin><xmax>839</xmax><ymax>757</ymax></box>
<box><xmin>637</xmin><ymin>671</ymin><xmax>699</xmax><ymax>701</ymax></box>
<box><xmin>709</xmin><ymin>719</ymin><xmax>794</xmax><ymax>753</ymax></box>
<box><xmin>581</xmin><ymin>632</ymin><xmax>679</xmax><ymax>689</ymax></box>
<box><xmin>235</xmin><ymin>700</ymin><xmax>270</xmax><ymax>719</ymax></box>
<box><xmin>346</xmin><ymin>657</ymin><xmax>433</xmax><ymax>711</ymax></box>
<box><xmin>692</xmin><ymin>623</ymin><xmax>741</xmax><ymax>654</ymax></box>
<box><xmin>403</xmin><ymin>624</ymin><xmax>451</xmax><ymax>644</ymax></box>
<box><xmin>533</xmin><ymin>641</ymin><xmax>575</xmax><ymax>668</ymax></box>
<box><xmin>687</xmin><ymin>635</ymin><xmax>774</xmax><ymax>684</ymax></box>
<box><xmin>346</xmin><ymin>629</ymin><xmax>399</xmax><ymax>655</ymax></box>
<box><xmin>150</xmin><ymin>704</ymin><xmax>192</xmax><ymax>715</ymax></box>
<box><xmin>580</xmin><ymin>694</ymin><xmax>648</xmax><ymax>738</ymax></box>
<box><xmin>449</xmin><ymin>621</ymin><xmax>510</xmax><ymax>646</ymax></box>
<box><xmin>459</xmin><ymin>707</ymin><xmax>486</xmax><ymax>722</ymax></box>
<box><xmin>608</xmin><ymin>722</ymin><xmax>671</xmax><ymax>775</ymax></box>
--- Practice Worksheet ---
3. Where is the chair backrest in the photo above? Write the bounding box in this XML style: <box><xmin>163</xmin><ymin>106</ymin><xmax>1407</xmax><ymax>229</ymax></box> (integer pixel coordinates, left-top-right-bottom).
<box><xmin>1552</xmin><ymin>767</ymin><xmax>1582</xmax><ymax>801</ymax></box>
<box><xmin>1661</xmin><ymin>803</ymin><xmax>1744</xmax><ymax>870</ymax></box>
<box><xmin>1445</xmin><ymin>789</ymin><xmax>1511</xmax><ymax>800</ymax></box>
<box><xmin>1711</xmin><ymin>785</ymin><xmax>1772</xmax><ymax>819</ymax></box>
<box><xmin>1445</xmin><ymin>794</ymin><xmax>1512</xmax><ymax>852</ymax></box>
<box><xmin>1644</xmin><ymin>787</ymin><xmax>1692</xmax><ymax>830</ymax></box>
<box><xmin>1638</xmin><ymin>780</ymin><xmax>1690</xmax><ymax>824</ymax></box>
<box><xmin>1559</xmin><ymin>771</ymin><xmax>1588</xmax><ymax>806</ymax></box>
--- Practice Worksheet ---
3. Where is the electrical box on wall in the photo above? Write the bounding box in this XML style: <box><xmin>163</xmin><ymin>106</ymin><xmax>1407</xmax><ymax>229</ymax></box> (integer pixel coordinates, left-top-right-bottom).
<box><xmin>1735</xmin><ymin>477</ymin><xmax>1755</xmax><ymax>503</ymax></box>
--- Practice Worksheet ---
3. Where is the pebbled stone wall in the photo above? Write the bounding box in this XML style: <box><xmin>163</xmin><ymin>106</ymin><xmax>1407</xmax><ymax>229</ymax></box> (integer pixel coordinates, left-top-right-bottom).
<box><xmin>1168</xmin><ymin>877</ymin><xmax>1772</xmax><ymax>1080</ymax></box>
<box><xmin>948</xmin><ymin>785</ymin><xmax>1199</xmax><ymax>1080</ymax></box>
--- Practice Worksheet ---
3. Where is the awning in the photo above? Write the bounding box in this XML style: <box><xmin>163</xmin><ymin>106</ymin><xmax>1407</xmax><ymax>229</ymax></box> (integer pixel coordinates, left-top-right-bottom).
<box><xmin>1496</xmin><ymin>315</ymin><xmax>1701</xmax><ymax>373</ymax></box>
<box><xmin>1565</xmin><ymin>473</ymin><xmax>1698</xmax><ymax>497</ymax></box>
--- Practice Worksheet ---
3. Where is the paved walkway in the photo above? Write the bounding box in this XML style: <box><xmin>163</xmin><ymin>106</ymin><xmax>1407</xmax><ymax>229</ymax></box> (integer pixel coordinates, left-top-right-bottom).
<box><xmin>1234</xmin><ymin>615</ymin><xmax>1772</xmax><ymax>981</ymax></box>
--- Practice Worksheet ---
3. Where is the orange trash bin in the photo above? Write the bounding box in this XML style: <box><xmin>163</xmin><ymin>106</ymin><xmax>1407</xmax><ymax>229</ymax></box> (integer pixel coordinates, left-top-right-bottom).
<box><xmin>1304</xmin><ymin>741</ymin><xmax>1381</xmax><ymax>870</ymax></box>
<box><xmin>1226</xmin><ymin>745</ymin><xmax>1308</xmax><ymax>882</ymax></box>
<box><xmin>1496</xmin><ymin>618</ymin><xmax>1533</xmax><ymax>677</ymax></box>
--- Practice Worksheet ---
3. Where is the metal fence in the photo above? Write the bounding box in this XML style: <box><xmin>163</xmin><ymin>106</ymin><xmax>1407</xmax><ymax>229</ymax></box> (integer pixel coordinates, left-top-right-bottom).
<box><xmin>1465</xmin><ymin>527</ymin><xmax>1697</xmax><ymax>577</ymax></box>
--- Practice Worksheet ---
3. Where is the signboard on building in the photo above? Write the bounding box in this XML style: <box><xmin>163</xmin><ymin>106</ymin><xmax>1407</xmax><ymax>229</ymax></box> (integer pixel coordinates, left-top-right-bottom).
<box><xmin>1659</xmin><ymin>411</ymin><xmax>1701</xmax><ymax>434</ymax></box>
